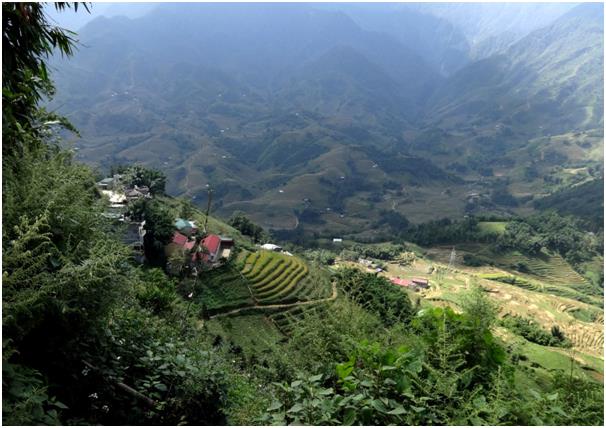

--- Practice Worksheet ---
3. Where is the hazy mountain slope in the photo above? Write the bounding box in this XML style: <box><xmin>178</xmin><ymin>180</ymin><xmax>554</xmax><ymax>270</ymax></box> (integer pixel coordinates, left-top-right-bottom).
<box><xmin>333</xmin><ymin>5</ymin><xmax>471</xmax><ymax>76</ymax></box>
<box><xmin>48</xmin><ymin>3</ymin><xmax>603</xmax><ymax>235</ymax></box>
<box><xmin>427</xmin><ymin>3</ymin><xmax>604</xmax><ymax>135</ymax></box>
<box><xmin>410</xmin><ymin>2</ymin><xmax>577</xmax><ymax>58</ymax></box>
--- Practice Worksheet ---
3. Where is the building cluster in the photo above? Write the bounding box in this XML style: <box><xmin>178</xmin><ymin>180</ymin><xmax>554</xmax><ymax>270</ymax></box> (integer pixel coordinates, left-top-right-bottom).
<box><xmin>166</xmin><ymin>218</ymin><xmax>235</xmax><ymax>275</ymax></box>
<box><xmin>390</xmin><ymin>277</ymin><xmax>429</xmax><ymax>292</ymax></box>
<box><xmin>97</xmin><ymin>174</ymin><xmax>235</xmax><ymax>276</ymax></box>
<box><xmin>98</xmin><ymin>174</ymin><xmax>152</xmax><ymax>222</ymax></box>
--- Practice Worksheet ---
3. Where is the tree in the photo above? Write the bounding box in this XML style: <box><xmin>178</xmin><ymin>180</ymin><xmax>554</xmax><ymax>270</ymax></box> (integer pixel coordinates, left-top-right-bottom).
<box><xmin>3</xmin><ymin>2</ymin><xmax>85</xmax><ymax>160</ymax></box>
<box><xmin>122</xmin><ymin>165</ymin><xmax>166</xmax><ymax>194</ymax></box>
<box><xmin>228</xmin><ymin>211</ymin><xmax>265</xmax><ymax>243</ymax></box>
<box><xmin>142</xmin><ymin>200</ymin><xmax>174</xmax><ymax>266</ymax></box>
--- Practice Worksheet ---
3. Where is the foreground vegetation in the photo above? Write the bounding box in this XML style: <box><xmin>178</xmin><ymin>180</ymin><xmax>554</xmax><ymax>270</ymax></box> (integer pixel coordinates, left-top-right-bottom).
<box><xmin>2</xmin><ymin>4</ymin><xmax>603</xmax><ymax>425</ymax></box>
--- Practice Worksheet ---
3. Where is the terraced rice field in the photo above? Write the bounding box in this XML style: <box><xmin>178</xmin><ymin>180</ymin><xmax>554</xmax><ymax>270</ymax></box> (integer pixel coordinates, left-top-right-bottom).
<box><xmin>479</xmin><ymin>271</ymin><xmax>602</xmax><ymax>308</ymax></box>
<box><xmin>241</xmin><ymin>251</ymin><xmax>314</xmax><ymax>303</ymax></box>
<box><xmin>492</xmin><ymin>251</ymin><xmax>595</xmax><ymax>291</ymax></box>
<box><xmin>195</xmin><ymin>264</ymin><xmax>255</xmax><ymax>315</ymax></box>
<box><xmin>267</xmin><ymin>305</ymin><xmax>329</xmax><ymax>336</ymax></box>
<box><xmin>205</xmin><ymin>314</ymin><xmax>284</xmax><ymax>354</ymax></box>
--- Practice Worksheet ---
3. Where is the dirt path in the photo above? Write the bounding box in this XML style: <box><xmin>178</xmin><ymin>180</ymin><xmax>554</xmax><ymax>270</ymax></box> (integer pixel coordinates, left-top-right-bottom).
<box><xmin>209</xmin><ymin>281</ymin><xmax>338</xmax><ymax>319</ymax></box>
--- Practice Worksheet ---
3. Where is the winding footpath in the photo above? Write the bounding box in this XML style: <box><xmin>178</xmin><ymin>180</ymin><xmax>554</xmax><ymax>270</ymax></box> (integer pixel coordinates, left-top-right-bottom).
<box><xmin>209</xmin><ymin>281</ymin><xmax>338</xmax><ymax>319</ymax></box>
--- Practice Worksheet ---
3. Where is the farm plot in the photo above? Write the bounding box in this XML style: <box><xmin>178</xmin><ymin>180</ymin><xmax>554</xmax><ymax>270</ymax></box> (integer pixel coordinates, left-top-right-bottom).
<box><xmin>241</xmin><ymin>251</ymin><xmax>314</xmax><ymax>303</ymax></box>
<box><xmin>194</xmin><ymin>264</ymin><xmax>254</xmax><ymax>315</ymax></box>
<box><xmin>267</xmin><ymin>305</ymin><xmax>330</xmax><ymax>336</ymax></box>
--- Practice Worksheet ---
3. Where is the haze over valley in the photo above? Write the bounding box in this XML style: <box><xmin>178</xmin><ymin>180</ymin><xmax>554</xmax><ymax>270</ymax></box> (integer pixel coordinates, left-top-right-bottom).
<box><xmin>4</xmin><ymin>3</ymin><xmax>605</xmax><ymax>425</ymax></box>
<box><xmin>50</xmin><ymin>2</ymin><xmax>603</xmax><ymax>239</ymax></box>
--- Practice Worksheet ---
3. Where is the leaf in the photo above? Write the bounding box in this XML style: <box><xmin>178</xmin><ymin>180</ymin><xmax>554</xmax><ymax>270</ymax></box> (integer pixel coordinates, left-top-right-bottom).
<box><xmin>309</xmin><ymin>374</ymin><xmax>323</xmax><ymax>383</ymax></box>
<box><xmin>352</xmin><ymin>394</ymin><xmax>365</xmax><ymax>402</ymax></box>
<box><xmin>291</xmin><ymin>380</ymin><xmax>302</xmax><ymax>388</ymax></box>
<box><xmin>343</xmin><ymin>408</ymin><xmax>357</xmax><ymax>426</ymax></box>
<box><xmin>473</xmin><ymin>395</ymin><xmax>487</xmax><ymax>408</ymax></box>
<box><xmin>53</xmin><ymin>401</ymin><xmax>69</xmax><ymax>409</ymax></box>
<box><xmin>387</xmin><ymin>405</ymin><xmax>406</xmax><ymax>415</ymax></box>
<box><xmin>371</xmin><ymin>399</ymin><xmax>388</xmax><ymax>413</ymax></box>
<box><xmin>155</xmin><ymin>383</ymin><xmax>167</xmax><ymax>392</ymax></box>
<box><xmin>267</xmin><ymin>400</ymin><xmax>283</xmax><ymax>411</ymax></box>
<box><xmin>287</xmin><ymin>403</ymin><xmax>304</xmax><ymax>414</ymax></box>
<box><xmin>336</xmin><ymin>358</ymin><xmax>355</xmax><ymax>380</ymax></box>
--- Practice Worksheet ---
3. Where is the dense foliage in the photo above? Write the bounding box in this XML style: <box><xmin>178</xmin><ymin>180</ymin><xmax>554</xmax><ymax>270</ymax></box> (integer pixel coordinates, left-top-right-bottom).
<box><xmin>500</xmin><ymin>316</ymin><xmax>571</xmax><ymax>348</ymax></box>
<box><xmin>228</xmin><ymin>211</ymin><xmax>266</xmax><ymax>243</ymax></box>
<box><xmin>121</xmin><ymin>165</ymin><xmax>167</xmax><ymax>194</ymax></box>
<box><xmin>496</xmin><ymin>212</ymin><xmax>602</xmax><ymax>265</ymax></box>
<box><xmin>2</xmin><ymin>4</ymin><xmax>603</xmax><ymax>426</ymax></box>
<box><xmin>335</xmin><ymin>268</ymin><xmax>414</xmax><ymax>326</ymax></box>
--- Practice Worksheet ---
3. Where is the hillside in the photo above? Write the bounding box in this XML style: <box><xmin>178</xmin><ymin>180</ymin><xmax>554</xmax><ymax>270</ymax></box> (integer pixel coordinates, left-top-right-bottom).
<box><xmin>46</xmin><ymin>3</ymin><xmax>604</xmax><ymax>238</ymax></box>
<box><xmin>4</xmin><ymin>4</ymin><xmax>604</xmax><ymax>426</ymax></box>
<box><xmin>426</xmin><ymin>3</ymin><xmax>604</xmax><ymax>136</ymax></box>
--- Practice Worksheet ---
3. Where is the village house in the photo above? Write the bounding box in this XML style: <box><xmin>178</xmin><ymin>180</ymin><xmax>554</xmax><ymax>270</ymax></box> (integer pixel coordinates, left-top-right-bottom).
<box><xmin>390</xmin><ymin>277</ymin><xmax>415</xmax><ymax>288</ymax></box>
<box><xmin>260</xmin><ymin>243</ymin><xmax>282</xmax><ymax>252</ymax></box>
<box><xmin>390</xmin><ymin>276</ymin><xmax>430</xmax><ymax>292</ymax></box>
<box><xmin>125</xmin><ymin>185</ymin><xmax>151</xmax><ymax>201</ymax></box>
<box><xmin>358</xmin><ymin>258</ymin><xmax>373</xmax><ymax>267</ymax></box>
<box><xmin>96</xmin><ymin>174</ymin><xmax>122</xmax><ymax>190</ymax></box>
<box><xmin>174</xmin><ymin>218</ymin><xmax>198</xmax><ymax>236</ymax></box>
<box><xmin>412</xmin><ymin>277</ymin><xmax>430</xmax><ymax>289</ymax></box>
<box><xmin>166</xmin><ymin>231</ymin><xmax>234</xmax><ymax>275</ymax></box>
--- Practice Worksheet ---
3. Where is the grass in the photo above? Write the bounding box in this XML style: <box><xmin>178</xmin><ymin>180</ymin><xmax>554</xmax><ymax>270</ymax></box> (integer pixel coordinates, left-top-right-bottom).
<box><xmin>477</xmin><ymin>221</ymin><xmax>508</xmax><ymax>235</ymax></box>
<box><xmin>205</xmin><ymin>314</ymin><xmax>284</xmax><ymax>354</ymax></box>
<box><xmin>194</xmin><ymin>264</ymin><xmax>254</xmax><ymax>314</ymax></box>
<box><xmin>499</xmin><ymin>327</ymin><xmax>603</xmax><ymax>386</ymax></box>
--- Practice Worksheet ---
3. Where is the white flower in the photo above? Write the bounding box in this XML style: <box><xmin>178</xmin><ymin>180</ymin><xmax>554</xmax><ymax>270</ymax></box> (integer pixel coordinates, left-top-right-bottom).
<box><xmin>188</xmin><ymin>292</ymin><xmax>194</xmax><ymax>299</ymax></box>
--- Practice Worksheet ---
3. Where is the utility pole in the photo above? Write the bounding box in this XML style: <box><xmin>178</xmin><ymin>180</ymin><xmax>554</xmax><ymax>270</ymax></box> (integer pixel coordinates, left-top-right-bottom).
<box><xmin>447</xmin><ymin>246</ymin><xmax>456</xmax><ymax>271</ymax></box>
<box><xmin>203</xmin><ymin>184</ymin><xmax>213</xmax><ymax>233</ymax></box>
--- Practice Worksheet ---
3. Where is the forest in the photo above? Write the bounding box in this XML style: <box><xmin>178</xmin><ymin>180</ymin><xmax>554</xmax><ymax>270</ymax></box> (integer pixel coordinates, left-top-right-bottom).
<box><xmin>2</xmin><ymin>3</ymin><xmax>604</xmax><ymax>426</ymax></box>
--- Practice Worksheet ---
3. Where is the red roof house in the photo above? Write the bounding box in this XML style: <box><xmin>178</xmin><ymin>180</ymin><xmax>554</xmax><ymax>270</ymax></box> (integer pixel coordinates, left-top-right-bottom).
<box><xmin>202</xmin><ymin>234</ymin><xmax>221</xmax><ymax>255</ymax></box>
<box><xmin>412</xmin><ymin>278</ymin><xmax>429</xmax><ymax>288</ymax></box>
<box><xmin>172</xmin><ymin>232</ymin><xmax>189</xmax><ymax>247</ymax></box>
<box><xmin>167</xmin><ymin>232</ymin><xmax>234</xmax><ymax>267</ymax></box>
<box><xmin>390</xmin><ymin>278</ymin><xmax>414</xmax><ymax>287</ymax></box>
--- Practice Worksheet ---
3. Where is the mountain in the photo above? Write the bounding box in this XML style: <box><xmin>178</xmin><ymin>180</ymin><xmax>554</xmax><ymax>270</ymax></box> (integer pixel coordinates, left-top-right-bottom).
<box><xmin>324</xmin><ymin>4</ymin><xmax>471</xmax><ymax>76</ymax></box>
<box><xmin>49</xmin><ymin>3</ymin><xmax>603</xmax><ymax>238</ymax></box>
<box><xmin>408</xmin><ymin>2</ymin><xmax>577</xmax><ymax>58</ymax></box>
<box><xmin>425</xmin><ymin>3</ymin><xmax>604</xmax><ymax>140</ymax></box>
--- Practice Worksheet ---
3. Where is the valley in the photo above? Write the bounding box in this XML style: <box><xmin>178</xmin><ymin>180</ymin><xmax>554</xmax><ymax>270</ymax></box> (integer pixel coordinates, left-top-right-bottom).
<box><xmin>3</xmin><ymin>2</ymin><xmax>603</xmax><ymax>425</ymax></box>
<box><xmin>49</xmin><ymin>2</ymin><xmax>603</xmax><ymax>238</ymax></box>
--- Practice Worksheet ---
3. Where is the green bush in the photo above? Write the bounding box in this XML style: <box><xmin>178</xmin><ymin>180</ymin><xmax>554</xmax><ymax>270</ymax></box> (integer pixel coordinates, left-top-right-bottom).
<box><xmin>500</xmin><ymin>316</ymin><xmax>571</xmax><ymax>348</ymax></box>
<box><xmin>335</xmin><ymin>268</ymin><xmax>413</xmax><ymax>326</ymax></box>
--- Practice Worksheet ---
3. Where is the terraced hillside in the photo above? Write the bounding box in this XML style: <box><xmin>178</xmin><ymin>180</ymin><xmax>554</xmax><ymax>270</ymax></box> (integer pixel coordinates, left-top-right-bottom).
<box><xmin>429</xmin><ymin>244</ymin><xmax>602</xmax><ymax>302</ymax></box>
<box><xmin>267</xmin><ymin>305</ymin><xmax>330</xmax><ymax>336</ymax></box>
<box><xmin>241</xmin><ymin>250</ymin><xmax>322</xmax><ymax>304</ymax></box>
<box><xmin>193</xmin><ymin>263</ymin><xmax>255</xmax><ymax>316</ymax></box>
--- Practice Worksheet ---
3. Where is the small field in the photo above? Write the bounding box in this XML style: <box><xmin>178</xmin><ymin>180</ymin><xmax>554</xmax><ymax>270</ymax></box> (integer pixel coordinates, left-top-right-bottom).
<box><xmin>477</xmin><ymin>221</ymin><xmax>508</xmax><ymax>235</ymax></box>
<box><xmin>241</xmin><ymin>250</ymin><xmax>329</xmax><ymax>303</ymax></box>
<box><xmin>194</xmin><ymin>263</ymin><xmax>255</xmax><ymax>315</ymax></box>
<box><xmin>205</xmin><ymin>314</ymin><xmax>284</xmax><ymax>354</ymax></box>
